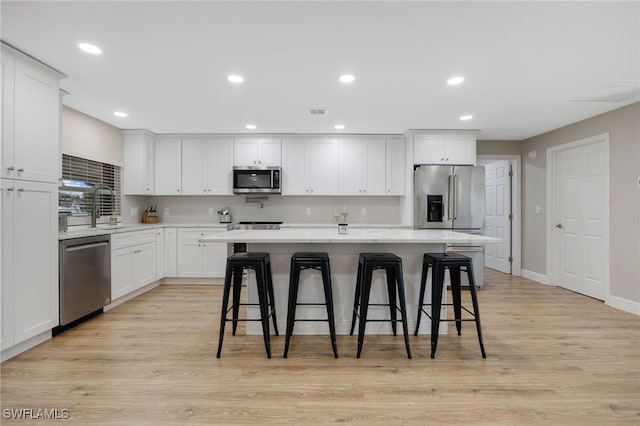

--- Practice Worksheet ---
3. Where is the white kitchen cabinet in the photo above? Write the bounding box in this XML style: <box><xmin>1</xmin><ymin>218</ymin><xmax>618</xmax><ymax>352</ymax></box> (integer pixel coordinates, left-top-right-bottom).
<box><xmin>155</xmin><ymin>229</ymin><xmax>164</xmax><ymax>278</ymax></box>
<box><xmin>338</xmin><ymin>138</ymin><xmax>386</xmax><ymax>196</ymax></box>
<box><xmin>177</xmin><ymin>228</ymin><xmax>227</xmax><ymax>278</ymax></box>
<box><xmin>111</xmin><ymin>230</ymin><xmax>157</xmax><ymax>300</ymax></box>
<box><xmin>1</xmin><ymin>180</ymin><xmax>58</xmax><ymax>350</ymax></box>
<box><xmin>414</xmin><ymin>132</ymin><xmax>476</xmax><ymax>165</ymax></box>
<box><xmin>154</xmin><ymin>138</ymin><xmax>182</xmax><ymax>195</ymax></box>
<box><xmin>181</xmin><ymin>138</ymin><xmax>233</xmax><ymax>195</ymax></box>
<box><xmin>124</xmin><ymin>130</ymin><xmax>156</xmax><ymax>195</ymax></box>
<box><xmin>163</xmin><ymin>227</ymin><xmax>178</xmax><ymax>278</ymax></box>
<box><xmin>385</xmin><ymin>137</ymin><xmax>405</xmax><ymax>195</ymax></box>
<box><xmin>234</xmin><ymin>137</ymin><xmax>281</xmax><ymax>166</ymax></box>
<box><xmin>282</xmin><ymin>138</ymin><xmax>338</xmax><ymax>195</ymax></box>
<box><xmin>1</xmin><ymin>43</ymin><xmax>63</xmax><ymax>184</ymax></box>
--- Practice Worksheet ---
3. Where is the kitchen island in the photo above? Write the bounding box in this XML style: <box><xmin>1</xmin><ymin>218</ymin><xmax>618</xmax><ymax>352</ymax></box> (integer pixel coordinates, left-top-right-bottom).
<box><xmin>200</xmin><ymin>228</ymin><xmax>499</xmax><ymax>335</ymax></box>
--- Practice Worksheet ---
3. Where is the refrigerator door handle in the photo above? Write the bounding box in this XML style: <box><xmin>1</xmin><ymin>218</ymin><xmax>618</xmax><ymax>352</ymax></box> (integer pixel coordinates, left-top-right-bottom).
<box><xmin>447</xmin><ymin>174</ymin><xmax>454</xmax><ymax>220</ymax></box>
<box><xmin>453</xmin><ymin>174</ymin><xmax>459</xmax><ymax>219</ymax></box>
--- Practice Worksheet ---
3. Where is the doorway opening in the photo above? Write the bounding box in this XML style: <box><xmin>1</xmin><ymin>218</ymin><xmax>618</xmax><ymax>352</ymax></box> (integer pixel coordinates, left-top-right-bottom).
<box><xmin>546</xmin><ymin>133</ymin><xmax>609</xmax><ymax>301</ymax></box>
<box><xmin>477</xmin><ymin>155</ymin><xmax>522</xmax><ymax>276</ymax></box>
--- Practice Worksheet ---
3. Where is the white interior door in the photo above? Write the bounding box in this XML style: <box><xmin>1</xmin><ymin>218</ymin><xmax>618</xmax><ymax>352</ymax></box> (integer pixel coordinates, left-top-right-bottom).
<box><xmin>484</xmin><ymin>160</ymin><xmax>511</xmax><ymax>273</ymax></box>
<box><xmin>554</xmin><ymin>138</ymin><xmax>608</xmax><ymax>300</ymax></box>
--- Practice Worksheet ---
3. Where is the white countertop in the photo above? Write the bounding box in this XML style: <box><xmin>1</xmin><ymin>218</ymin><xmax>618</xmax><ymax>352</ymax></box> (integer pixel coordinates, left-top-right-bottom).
<box><xmin>58</xmin><ymin>222</ymin><xmax>410</xmax><ymax>240</ymax></box>
<box><xmin>58</xmin><ymin>223</ymin><xmax>229</xmax><ymax>240</ymax></box>
<box><xmin>199</xmin><ymin>228</ymin><xmax>500</xmax><ymax>244</ymax></box>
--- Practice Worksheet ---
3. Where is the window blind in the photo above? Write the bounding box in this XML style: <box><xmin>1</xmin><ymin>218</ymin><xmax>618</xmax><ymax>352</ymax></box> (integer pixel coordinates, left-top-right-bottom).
<box><xmin>59</xmin><ymin>154</ymin><xmax>122</xmax><ymax>217</ymax></box>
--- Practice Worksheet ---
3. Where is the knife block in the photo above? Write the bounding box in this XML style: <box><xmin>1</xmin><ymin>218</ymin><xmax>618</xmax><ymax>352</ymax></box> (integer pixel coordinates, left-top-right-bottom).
<box><xmin>142</xmin><ymin>211</ymin><xmax>158</xmax><ymax>223</ymax></box>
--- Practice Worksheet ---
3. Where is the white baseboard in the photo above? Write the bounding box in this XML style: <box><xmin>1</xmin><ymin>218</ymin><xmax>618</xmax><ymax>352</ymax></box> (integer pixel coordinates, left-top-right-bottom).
<box><xmin>1</xmin><ymin>331</ymin><xmax>51</xmax><ymax>363</ymax></box>
<box><xmin>160</xmin><ymin>277</ymin><xmax>223</xmax><ymax>285</ymax></box>
<box><xmin>105</xmin><ymin>281</ymin><xmax>160</xmax><ymax>311</ymax></box>
<box><xmin>606</xmin><ymin>295</ymin><xmax>640</xmax><ymax>316</ymax></box>
<box><xmin>521</xmin><ymin>269</ymin><xmax>550</xmax><ymax>285</ymax></box>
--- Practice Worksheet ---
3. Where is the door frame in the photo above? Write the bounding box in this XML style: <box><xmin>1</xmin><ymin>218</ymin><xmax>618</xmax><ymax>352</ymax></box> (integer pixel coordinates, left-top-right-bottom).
<box><xmin>546</xmin><ymin>133</ymin><xmax>610</xmax><ymax>301</ymax></box>
<box><xmin>477</xmin><ymin>154</ymin><xmax>522</xmax><ymax>276</ymax></box>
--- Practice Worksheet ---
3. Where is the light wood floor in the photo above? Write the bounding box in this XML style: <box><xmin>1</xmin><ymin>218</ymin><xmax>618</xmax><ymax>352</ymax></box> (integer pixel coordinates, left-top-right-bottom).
<box><xmin>1</xmin><ymin>269</ymin><xmax>639</xmax><ymax>425</ymax></box>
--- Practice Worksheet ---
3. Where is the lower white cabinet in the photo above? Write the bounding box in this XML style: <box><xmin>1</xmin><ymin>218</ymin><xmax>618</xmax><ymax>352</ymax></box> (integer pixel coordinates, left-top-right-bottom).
<box><xmin>1</xmin><ymin>180</ymin><xmax>58</xmax><ymax>351</ymax></box>
<box><xmin>177</xmin><ymin>228</ymin><xmax>227</xmax><ymax>278</ymax></box>
<box><xmin>111</xmin><ymin>230</ymin><xmax>157</xmax><ymax>300</ymax></box>
<box><xmin>163</xmin><ymin>227</ymin><xmax>178</xmax><ymax>278</ymax></box>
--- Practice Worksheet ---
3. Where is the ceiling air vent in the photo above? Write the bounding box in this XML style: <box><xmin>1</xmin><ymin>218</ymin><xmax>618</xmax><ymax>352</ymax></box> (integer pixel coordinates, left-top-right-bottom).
<box><xmin>309</xmin><ymin>108</ymin><xmax>328</xmax><ymax>116</ymax></box>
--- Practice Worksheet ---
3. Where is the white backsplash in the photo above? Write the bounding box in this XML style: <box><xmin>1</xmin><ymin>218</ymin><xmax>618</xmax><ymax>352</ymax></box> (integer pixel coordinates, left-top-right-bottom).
<box><xmin>123</xmin><ymin>195</ymin><xmax>405</xmax><ymax>225</ymax></box>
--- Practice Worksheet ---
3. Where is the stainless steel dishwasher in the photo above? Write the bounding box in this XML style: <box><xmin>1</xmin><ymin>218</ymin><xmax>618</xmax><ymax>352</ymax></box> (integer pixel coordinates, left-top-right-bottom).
<box><xmin>59</xmin><ymin>235</ymin><xmax>111</xmax><ymax>326</ymax></box>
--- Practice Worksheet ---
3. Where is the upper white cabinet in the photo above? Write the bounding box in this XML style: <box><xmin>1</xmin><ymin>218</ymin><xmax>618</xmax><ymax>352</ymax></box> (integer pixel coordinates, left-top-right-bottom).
<box><xmin>154</xmin><ymin>137</ymin><xmax>182</xmax><ymax>195</ymax></box>
<box><xmin>1</xmin><ymin>179</ymin><xmax>58</xmax><ymax>350</ymax></box>
<box><xmin>1</xmin><ymin>43</ymin><xmax>63</xmax><ymax>184</ymax></box>
<box><xmin>234</xmin><ymin>137</ymin><xmax>281</xmax><ymax>166</ymax></box>
<box><xmin>282</xmin><ymin>138</ymin><xmax>338</xmax><ymax>195</ymax></box>
<box><xmin>338</xmin><ymin>138</ymin><xmax>386</xmax><ymax>196</ymax></box>
<box><xmin>413</xmin><ymin>132</ymin><xmax>476</xmax><ymax>165</ymax></box>
<box><xmin>386</xmin><ymin>137</ymin><xmax>405</xmax><ymax>195</ymax></box>
<box><xmin>182</xmin><ymin>137</ymin><xmax>233</xmax><ymax>195</ymax></box>
<box><xmin>124</xmin><ymin>130</ymin><xmax>156</xmax><ymax>195</ymax></box>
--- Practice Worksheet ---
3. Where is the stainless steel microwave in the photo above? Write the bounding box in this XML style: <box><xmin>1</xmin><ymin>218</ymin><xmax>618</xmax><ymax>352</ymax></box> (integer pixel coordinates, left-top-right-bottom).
<box><xmin>233</xmin><ymin>166</ymin><xmax>282</xmax><ymax>194</ymax></box>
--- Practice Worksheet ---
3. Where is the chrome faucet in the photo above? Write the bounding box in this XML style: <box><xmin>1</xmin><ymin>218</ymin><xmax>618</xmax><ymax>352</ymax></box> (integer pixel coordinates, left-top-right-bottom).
<box><xmin>91</xmin><ymin>185</ymin><xmax>114</xmax><ymax>228</ymax></box>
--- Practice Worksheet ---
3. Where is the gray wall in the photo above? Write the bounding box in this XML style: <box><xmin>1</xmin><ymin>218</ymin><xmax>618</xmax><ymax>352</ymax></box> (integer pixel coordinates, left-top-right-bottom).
<box><xmin>520</xmin><ymin>102</ymin><xmax>640</xmax><ymax>303</ymax></box>
<box><xmin>477</xmin><ymin>139</ymin><xmax>521</xmax><ymax>155</ymax></box>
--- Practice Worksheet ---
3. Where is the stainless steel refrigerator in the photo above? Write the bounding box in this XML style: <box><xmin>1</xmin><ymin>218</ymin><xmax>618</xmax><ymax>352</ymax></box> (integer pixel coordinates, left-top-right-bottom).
<box><xmin>414</xmin><ymin>164</ymin><xmax>486</xmax><ymax>287</ymax></box>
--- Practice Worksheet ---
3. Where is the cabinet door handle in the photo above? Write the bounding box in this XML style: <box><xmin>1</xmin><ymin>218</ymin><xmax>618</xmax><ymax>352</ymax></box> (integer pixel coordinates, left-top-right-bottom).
<box><xmin>177</xmin><ymin>189</ymin><xmax>180</xmax><ymax>192</ymax></box>
<box><xmin>7</xmin><ymin>166</ymin><xmax>14</xmax><ymax>172</ymax></box>
<box><xmin>17</xmin><ymin>188</ymin><xmax>24</xmax><ymax>192</ymax></box>
<box><xmin>17</xmin><ymin>168</ymin><xmax>24</xmax><ymax>173</ymax></box>
<box><xmin>7</xmin><ymin>187</ymin><xmax>14</xmax><ymax>192</ymax></box>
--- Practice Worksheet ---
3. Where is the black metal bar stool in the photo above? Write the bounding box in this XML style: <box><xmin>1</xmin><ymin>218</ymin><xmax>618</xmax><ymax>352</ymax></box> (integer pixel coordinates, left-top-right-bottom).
<box><xmin>349</xmin><ymin>253</ymin><xmax>411</xmax><ymax>359</ymax></box>
<box><xmin>414</xmin><ymin>252</ymin><xmax>486</xmax><ymax>359</ymax></box>
<box><xmin>284</xmin><ymin>252</ymin><xmax>338</xmax><ymax>358</ymax></box>
<box><xmin>216</xmin><ymin>252</ymin><xmax>279</xmax><ymax>359</ymax></box>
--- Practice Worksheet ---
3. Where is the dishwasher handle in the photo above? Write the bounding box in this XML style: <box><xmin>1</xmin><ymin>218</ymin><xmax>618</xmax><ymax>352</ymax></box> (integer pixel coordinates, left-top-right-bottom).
<box><xmin>65</xmin><ymin>241</ymin><xmax>109</xmax><ymax>252</ymax></box>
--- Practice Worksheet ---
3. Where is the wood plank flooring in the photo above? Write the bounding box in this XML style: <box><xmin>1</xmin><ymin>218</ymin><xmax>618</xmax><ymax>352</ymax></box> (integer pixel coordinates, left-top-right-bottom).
<box><xmin>1</xmin><ymin>269</ymin><xmax>639</xmax><ymax>425</ymax></box>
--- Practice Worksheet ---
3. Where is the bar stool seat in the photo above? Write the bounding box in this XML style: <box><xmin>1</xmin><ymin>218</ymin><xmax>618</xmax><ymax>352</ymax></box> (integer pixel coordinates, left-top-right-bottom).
<box><xmin>284</xmin><ymin>252</ymin><xmax>338</xmax><ymax>358</ymax></box>
<box><xmin>349</xmin><ymin>253</ymin><xmax>411</xmax><ymax>359</ymax></box>
<box><xmin>216</xmin><ymin>252</ymin><xmax>278</xmax><ymax>359</ymax></box>
<box><xmin>415</xmin><ymin>252</ymin><xmax>486</xmax><ymax>358</ymax></box>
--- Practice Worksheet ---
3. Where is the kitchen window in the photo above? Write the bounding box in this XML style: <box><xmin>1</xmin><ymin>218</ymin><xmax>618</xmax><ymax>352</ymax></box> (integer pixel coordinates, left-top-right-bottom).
<box><xmin>59</xmin><ymin>154</ymin><xmax>122</xmax><ymax>217</ymax></box>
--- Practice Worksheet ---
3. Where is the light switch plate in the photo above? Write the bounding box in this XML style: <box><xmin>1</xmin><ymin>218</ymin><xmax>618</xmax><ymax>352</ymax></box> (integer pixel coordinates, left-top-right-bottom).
<box><xmin>208</xmin><ymin>208</ymin><xmax>214</xmax><ymax>215</ymax></box>
<box><xmin>131</xmin><ymin>207</ymin><xmax>138</xmax><ymax>216</ymax></box>
<box><xmin>361</xmin><ymin>208</ymin><xmax>367</xmax><ymax>216</ymax></box>
<box><xmin>164</xmin><ymin>208</ymin><xmax>170</xmax><ymax>216</ymax></box>
<box><xmin>535</xmin><ymin>205</ymin><xmax>540</xmax><ymax>215</ymax></box>
<box><xmin>306</xmin><ymin>207</ymin><xmax>312</xmax><ymax>216</ymax></box>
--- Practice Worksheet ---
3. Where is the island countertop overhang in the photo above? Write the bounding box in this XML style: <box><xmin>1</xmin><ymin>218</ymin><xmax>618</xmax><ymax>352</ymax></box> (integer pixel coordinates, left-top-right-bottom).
<box><xmin>199</xmin><ymin>228</ymin><xmax>500</xmax><ymax>244</ymax></box>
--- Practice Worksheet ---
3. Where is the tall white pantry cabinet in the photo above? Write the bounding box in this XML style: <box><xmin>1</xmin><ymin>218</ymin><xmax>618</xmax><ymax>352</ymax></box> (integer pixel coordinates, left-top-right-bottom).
<box><xmin>0</xmin><ymin>43</ymin><xmax>63</xmax><ymax>357</ymax></box>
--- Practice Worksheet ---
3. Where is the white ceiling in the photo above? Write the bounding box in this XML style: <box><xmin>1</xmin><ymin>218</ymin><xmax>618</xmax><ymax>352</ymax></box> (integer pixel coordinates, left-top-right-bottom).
<box><xmin>1</xmin><ymin>1</ymin><xmax>638</xmax><ymax>140</ymax></box>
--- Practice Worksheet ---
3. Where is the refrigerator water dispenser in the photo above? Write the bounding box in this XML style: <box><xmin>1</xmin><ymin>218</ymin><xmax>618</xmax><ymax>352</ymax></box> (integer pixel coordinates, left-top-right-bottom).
<box><xmin>427</xmin><ymin>195</ymin><xmax>443</xmax><ymax>222</ymax></box>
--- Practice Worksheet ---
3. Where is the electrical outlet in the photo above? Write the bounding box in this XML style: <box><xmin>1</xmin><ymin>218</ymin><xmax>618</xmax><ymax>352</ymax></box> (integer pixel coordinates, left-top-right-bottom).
<box><xmin>131</xmin><ymin>207</ymin><xmax>138</xmax><ymax>216</ymax></box>
<box><xmin>535</xmin><ymin>205</ymin><xmax>540</xmax><ymax>215</ymax></box>
<box><xmin>306</xmin><ymin>207</ymin><xmax>312</xmax><ymax>216</ymax></box>
<box><xmin>164</xmin><ymin>208</ymin><xmax>170</xmax><ymax>216</ymax></box>
<box><xmin>208</xmin><ymin>208</ymin><xmax>214</xmax><ymax>215</ymax></box>
<box><xmin>361</xmin><ymin>207</ymin><xmax>367</xmax><ymax>216</ymax></box>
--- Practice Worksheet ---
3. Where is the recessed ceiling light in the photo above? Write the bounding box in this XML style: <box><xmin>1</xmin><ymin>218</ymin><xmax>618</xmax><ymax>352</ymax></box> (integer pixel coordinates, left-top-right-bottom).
<box><xmin>228</xmin><ymin>74</ymin><xmax>244</xmax><ymax>83</ymax></box>
<box><xmin>459</xmin><ymin>114</ymin><xmax>473</xmax><ymax>121</ymax></box>
<box><xmin>78</xmin><ymin>42</ymin><xmax>102</xmax><ymax>55</ymax></box>
<box><xmin>334</xmin><ymin>124</ymin><xmax>345</xmax><ymax>130</ymax></box>
<box><xmin>113</xmin><ymin>111</ymin><xmax>128</xmax><ymax>118</ymax></box>
<box><xmin>245</xmin><ymin>124</ymin><xmax>256</xmax><ymax>130</ymax></box>
<box><xmin>339</xmin><ymin>74</ymin><xmax>355</xmax><ymax>84</ymax></box>
<box><xmin>447</xmin><ymin>76</ymin><xmax>464</xmax><ymax>85</ymax></box>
